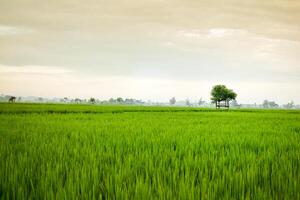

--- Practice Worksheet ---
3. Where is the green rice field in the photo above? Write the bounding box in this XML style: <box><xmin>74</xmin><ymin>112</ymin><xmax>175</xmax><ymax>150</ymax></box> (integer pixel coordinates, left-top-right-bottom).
<box><xmin>0</xmin><ymin>103</ymin><xmax>299</xmax><ymax>199</ymax></box>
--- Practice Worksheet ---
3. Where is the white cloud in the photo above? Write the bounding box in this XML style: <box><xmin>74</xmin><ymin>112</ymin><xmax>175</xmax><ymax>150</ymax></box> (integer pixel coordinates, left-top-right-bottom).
<box><xmin>0</xmin><ymin>65</ymin><xmax>72</xmax><ymax>74</ymax></box>
<box><xmin>207</xmin><ymin>29</ymin><xmax>247</xmax><ymax>38</ymax></box>
<box><xmin>0</xmin><ymin>25</ymin><xmax>34</xmax><ymax>36</ymax></box>
<box><xmin>176</xmin><ymin>28</ymin><xmax>247</xmax><ymax>39</ymax></box>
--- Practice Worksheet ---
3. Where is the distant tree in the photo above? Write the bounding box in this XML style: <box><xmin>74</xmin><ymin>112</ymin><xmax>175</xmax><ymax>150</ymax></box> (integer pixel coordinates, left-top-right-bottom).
<box><xmin>169</xmin><ymin>97</ymin><xmax>176</xmax><ymax>105</ymax></box>
<box><xmin>109</xmin><ymin>98</ymin><xmax>115</xmax><ymax>103</ymax></box>
<box><xmin>100</xmin><ymin>100</ymin><xmax>108</xmax><ymax>104</ymax></box>
<box><xmin>230</xmin><ymin>99</ymin><xmax>239</xmax><ymax>107</ymax></box>
<box><xmin>4</xmin><ymin>95</ymin><xmax>11</xmax><ymax>101</ymax></box>
<box><xmin>198</xmin><ymin>98</ymin><xmax>205</xmax><ymax>106</ymax></box>
<box><xmin>269</xmin><ymin>101</ymin><xmax>278</xmax><ymax>108</ymax></box>
<box><xmin>262</xmin><ymin>100</ymin><xmax>269</xmax><ymax>108</ymax></box>
<box><xmin>17</xmin><ymin>97</ymin><xmax>22</xmax><ymax>102</ymax></box>
<box><xmin>124</xmin><ymin>98</ymin><xmax>144</xmax><ymax>105</ymax></box>
<box><xmin>185</xmin><ymin>99</ymin><xmax>191</xmax><ymax>107</ymax></box>
<box><xmin>211</xmin><ymin>85</ymin><xmax>237</xmax><ymax>109</ymax></box>
<box><xmin>116</xmin><ymin>97</ymin><xmax>124</xmax><ymax>104</ymax></box>
<box><xmin>136</xmin><ymin>100</ymin><xmax>145</xmax><ymax>105</ymax></box>
<box><xmin>125</xmin><ymin>98</ymin><xmax>134</xmax><ymax>104</ymax></box>
<box><xmin>75</xmin><ymin>98</ymin><xmax>82</xmax><ymax>104</ymax></box>
<box><xmin>38</xmin><ymin>97</ymin><xmax>43</xmax><ymax>102</ymax></box>
<box><xmin>262</xmin><ymin>100</ymin><xmax>278</xmax><ymax>108</ymax></box>
<box><xmin>8</xmin><ymin>96</ymin><xmax>16</xmax><ymax>103</ymax></box>
<box><xmin>89</xmin><ymin>97</ymin><xmax>96</xmax><ymax>104</ymax></box>
<box><xmin>283</xmin><ymin>101</ymin><xmax>294</xmax><ymax>109</ymax></box>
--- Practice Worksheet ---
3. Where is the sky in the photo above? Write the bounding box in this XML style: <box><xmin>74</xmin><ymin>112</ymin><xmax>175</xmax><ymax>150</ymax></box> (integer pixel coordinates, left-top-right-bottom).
<box><xmin>0</xmin><ymin>0</ymin><xmax>300</xmax><ymax>104</ymax></box>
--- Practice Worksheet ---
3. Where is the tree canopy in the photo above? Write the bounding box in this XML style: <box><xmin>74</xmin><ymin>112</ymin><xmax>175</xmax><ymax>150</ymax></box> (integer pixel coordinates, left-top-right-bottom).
<box><xmin>211</xmin><ymin>85</ymin><xmax>237</xmax><ymax>106</ymax></box>
<box><xmin>89</xmin><ymin>97</ymin><xmax>96</xmax><ymax>104</ymax></box>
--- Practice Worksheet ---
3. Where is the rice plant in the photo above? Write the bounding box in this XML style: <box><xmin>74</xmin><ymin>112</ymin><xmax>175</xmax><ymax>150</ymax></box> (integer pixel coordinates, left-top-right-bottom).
<box><xmin>0</xmin><ymin>103</ymin><xmax>299</xmax><ymax>199</ymax></box>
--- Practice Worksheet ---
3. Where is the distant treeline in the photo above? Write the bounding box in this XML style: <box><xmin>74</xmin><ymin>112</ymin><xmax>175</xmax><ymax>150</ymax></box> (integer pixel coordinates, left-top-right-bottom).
<box><xmin>0</xmin><ymin>94</ymin><xmax>299</xmax><ymax>109</ymax></box>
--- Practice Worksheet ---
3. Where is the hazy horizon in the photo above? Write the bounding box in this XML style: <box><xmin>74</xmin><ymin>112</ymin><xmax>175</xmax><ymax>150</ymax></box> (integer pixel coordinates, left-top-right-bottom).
<box><xmin>1</xmin><ymin>0</ymin><xmax>300</xmax><ymax>104</ymax></box>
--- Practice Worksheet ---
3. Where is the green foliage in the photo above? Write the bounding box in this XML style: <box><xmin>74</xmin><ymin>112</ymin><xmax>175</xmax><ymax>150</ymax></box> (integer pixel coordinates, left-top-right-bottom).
<box><xmin>116</xmin><ymin>97</ymin><xmax>124</xmax><ymax>103</ymax></box>
<box><xmin>89</xmin><ymin>97</ymin><xmax>96</xmax><ymax>104</ymax></box>
<box><xmin>0</xmin><ymin>103</ymin><xmax>299</xmax><ymax>199</ymax></box>
<box><xmin>211</xmin><ymin>85</ymin><xmax>237</xmax><ymax>103</ymax></box>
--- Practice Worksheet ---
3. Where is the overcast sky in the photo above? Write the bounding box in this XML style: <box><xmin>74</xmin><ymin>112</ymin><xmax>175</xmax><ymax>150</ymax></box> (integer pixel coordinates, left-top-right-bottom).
<box><xmin>0</xmin><ymin>0</ymin><xmax>300</xmax><ymax>103</ymax></box>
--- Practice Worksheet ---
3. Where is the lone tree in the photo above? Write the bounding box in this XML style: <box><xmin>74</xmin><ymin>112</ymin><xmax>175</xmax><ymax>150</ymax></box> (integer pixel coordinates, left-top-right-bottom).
<box><xmin>211</xmin><ymin>85</ymin><xmax>237</xmax><ymax>109</ymax></box>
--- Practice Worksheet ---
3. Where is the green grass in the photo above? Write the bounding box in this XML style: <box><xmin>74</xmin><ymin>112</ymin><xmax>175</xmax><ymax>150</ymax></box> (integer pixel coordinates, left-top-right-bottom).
<box><xmin>0</xmin><ymin>103</ymin><xmax>299</xmax><ymax>199</ymax></box>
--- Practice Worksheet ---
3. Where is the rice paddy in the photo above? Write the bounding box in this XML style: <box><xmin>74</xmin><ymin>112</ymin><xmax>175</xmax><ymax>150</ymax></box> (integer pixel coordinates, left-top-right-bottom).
<box><xmin>0</xmin><ymin>103</ymin><xmax>299</xmax><ymax>199</ymax></box>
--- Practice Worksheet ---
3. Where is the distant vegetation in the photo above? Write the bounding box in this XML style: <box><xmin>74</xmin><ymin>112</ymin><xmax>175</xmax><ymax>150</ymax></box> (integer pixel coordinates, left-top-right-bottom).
<box><xmin>0</xmin><ymin>92</ymin><xmax>299</xmax><ymax>109</ymax></box>
<box><xmin>169</xmin><ymin>97</ymin><xmax>176</xmax><ymax>105</ymax></box>
<box><xmin>262</xmin><ymin>99</ymin><xmax>278</xmax><ymax>108</ymax></box>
